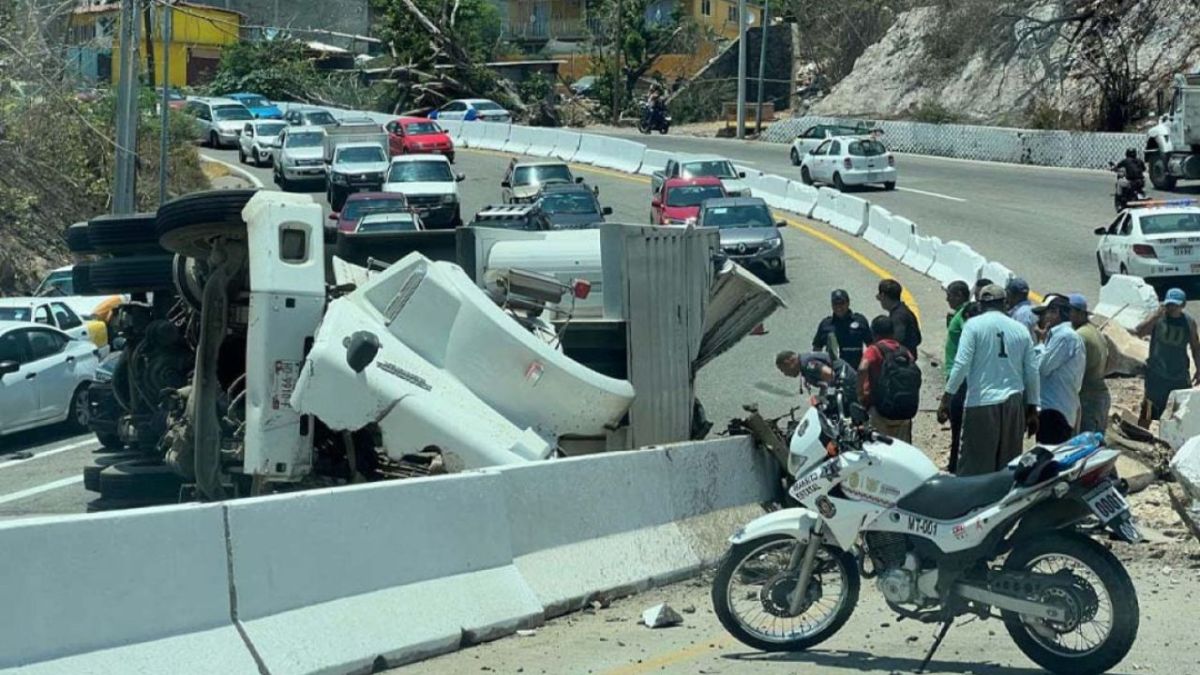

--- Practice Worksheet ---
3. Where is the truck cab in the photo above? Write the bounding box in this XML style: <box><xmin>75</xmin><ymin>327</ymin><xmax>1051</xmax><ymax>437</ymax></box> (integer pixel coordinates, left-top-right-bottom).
<box><xmin>1147</xmin><ymin>74</ymin><xmax>1200</xmax><ymax>191</ymax></box>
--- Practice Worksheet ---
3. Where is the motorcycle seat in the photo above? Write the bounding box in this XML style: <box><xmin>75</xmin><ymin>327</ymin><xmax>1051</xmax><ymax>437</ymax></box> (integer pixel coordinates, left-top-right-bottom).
<box><xmin>895</xmin><ymin>469</ymin><xmax>1016</xmax><ymax>521</ymax></box>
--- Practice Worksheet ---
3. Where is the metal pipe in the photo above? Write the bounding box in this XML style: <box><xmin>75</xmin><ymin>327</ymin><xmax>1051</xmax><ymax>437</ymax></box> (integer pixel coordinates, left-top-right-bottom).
<box><xmin>112</xmin><ymin>0</ymin><xmax>140</xmax><ymax>214</ymax></box>
<box><xmin>755</xmin><ymin>0</ymin><xmax>769</xmax><ymax>133</ymax></box>
<box><xmin>788</xmin><ymin>533</ymin><xmax>822</xmax><ymax>615</ymax></box>
<box><xmin>159</xmin><ymin>1</ymin><xmax>173</xmax><ymax>205</ymax></box>
<box><xmin>736</xmin><ymin>0</ymin><xmax>747</xmax><ymax>139</ymax></box>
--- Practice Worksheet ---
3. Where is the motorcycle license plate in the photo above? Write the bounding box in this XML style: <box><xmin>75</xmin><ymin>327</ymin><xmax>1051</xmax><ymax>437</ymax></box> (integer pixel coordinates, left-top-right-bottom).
<box><xmin>1085</xmin><ymin>484</ymin><xmax>1129</xmax><ymax>523</ymax></box>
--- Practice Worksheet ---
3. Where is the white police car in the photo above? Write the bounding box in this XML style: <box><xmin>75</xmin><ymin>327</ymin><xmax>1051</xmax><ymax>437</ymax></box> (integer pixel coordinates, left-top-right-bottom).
<box><xmin>1095</xmin><ymin>199</ymin><xmax>1200</xmax><ymax>286</ymax></box>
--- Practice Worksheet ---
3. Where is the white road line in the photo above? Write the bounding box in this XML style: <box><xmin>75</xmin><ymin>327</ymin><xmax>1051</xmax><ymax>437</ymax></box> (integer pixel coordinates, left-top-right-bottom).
<box><xmin>0</xmin><ymin>476</ymin><xmax>83</xmax><ymax>506</ymax></box>
<box><xmin>199</xmin><ymin>153</ymin><xmax>265</xmax><ymax>188</ymax></box>
<box><xmin>897</xmin><ymin>186</ymin><xmax>967</xmax><ymax>203</ymax></box>
<box><xmin>0</xmin><ymin>438</ymin><xmax>97</xmax><ymax>470</ymax></box>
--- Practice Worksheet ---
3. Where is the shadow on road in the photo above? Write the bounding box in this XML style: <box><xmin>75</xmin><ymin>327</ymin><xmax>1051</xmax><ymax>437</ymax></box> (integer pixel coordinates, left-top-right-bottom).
<box><xmin>721</xmin><ymin>648</ymin><xmax>1063</xmax><ymax>674</ymax></box>
<box><xmin>0</xmin><ymin>424</ymin><xmax>89</xmax><ymax>458</ymax></box>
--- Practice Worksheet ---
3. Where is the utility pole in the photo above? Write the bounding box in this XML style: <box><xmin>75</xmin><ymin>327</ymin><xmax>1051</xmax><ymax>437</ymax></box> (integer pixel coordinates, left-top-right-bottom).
<box><xmin>113</xmin><ymin>0</ymin><xmax>141</xmax><ymax>215</ymax></box>
<box><xmin>143</xmin><ymin>0</ymin><xmax>155</xmax><ymax>89</ymax></box>
<box><xmin>612</xmin><ymin>0</ymin><xmax>623</xmax><ymax>126</ymax></box>
<box><xmin>159</xmin><ymin>1</ymin><xmax>173</xmax><ymax>205</ymax></box>
<box><xmin>755</xmin><ymin>0</ymin><xmax>769</xmax><ymax>134</ymax></box>
<box><xmin>736</xmin><ymin>0</ymin><xmax>747</xmax><ymax>139</ymax></box>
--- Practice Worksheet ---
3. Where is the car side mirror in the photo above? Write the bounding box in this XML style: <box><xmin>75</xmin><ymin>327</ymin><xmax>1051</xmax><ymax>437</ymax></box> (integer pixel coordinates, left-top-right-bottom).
<box><xmin>344</xmin><ymin>330</ymin><xmax>381</xmax><ymax>374</ymax></box>
<box><xmin>329</xmin><ymin>213</ymin><xmax>339</xmax><ymax>221</ymax></box>
<box><xmin>651</xmin><ymin>199</ymin><xmax>662</xmax><ymax>208</ymax></box>
<box><xmin>738</xmin><ymin>171</ymin><xmax>747</xmax><ymax>178</ymax></box>
<box><xmin>501</xmin><ymin>180</ymin><xmax>511</xmax><ymax>188</ymax></box>
<box><xmin>575</xmin><ymin>176</ymin><xmax>584</xmax><ymax>184</ymax></box>
<box><xmin>1094</xmin><ymin>227</ymin><xmax>1107</xmax><ymax>235</ymax></box>
<box><xmin>777</xmin><ymin>220</ymin><xmax>787</xmax><ymax>228</ymax></box>
<box><xmin>456</xmin><ymin>173</ymin><xmax>466</xmax><ymax>182</ymax></box>
<box><xmin>602</xmin><ymin>206</ymin><xmax>613</xmax><ymax>215</ymax></box>
<box><xmin>0</xmin><ymin>360</ymin><xmax>19</xmax><ymax>377</ymax></box>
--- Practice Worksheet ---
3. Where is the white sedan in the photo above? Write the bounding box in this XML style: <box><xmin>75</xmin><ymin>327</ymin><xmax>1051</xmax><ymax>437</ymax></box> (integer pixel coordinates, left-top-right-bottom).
<box><xmin>1095</xmin><ymin>201</ymin><xmax>1200</xmax><ymax>286</ymax></box>
<box><xmin>789</xmin><ymin>123</ymin><xmax>871</xmax><ymax>165</ymax></box>
<box><xmin>238</xmin><ymin>119</ymin><xmax>289</xmax><ymax>167</ymax></box>
<box><xmin>0</xmin><ymin>321</ymin><xmax>98</xmax><ymax>437</ymax></box>
<box><xmin>0</xmin><ymin>297</ymin><xmax>106</xmax><ymax>348</ymax></box>
<box><xmin>799</xmin><ymin>136</ymin><xmax>897</xmax><ymax>191</ymax></box>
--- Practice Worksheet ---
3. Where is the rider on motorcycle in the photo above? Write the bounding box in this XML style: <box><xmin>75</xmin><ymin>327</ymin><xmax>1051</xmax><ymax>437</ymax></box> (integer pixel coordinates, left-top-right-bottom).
<box><xmin>1114</xmin><ymin>148</ymin><xmax>1146</xmax><ymax>190</ymax></box>
<box><xmin>645</xmin><ymin>85</ymin><xmax>667</xmax><ymax>126</ymax></box>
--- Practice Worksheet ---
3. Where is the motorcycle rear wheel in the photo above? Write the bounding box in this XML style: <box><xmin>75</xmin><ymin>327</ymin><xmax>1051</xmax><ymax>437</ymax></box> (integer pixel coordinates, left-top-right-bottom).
<box><xmin>1001</xmin><ymin>531</ymin><xmax>1138</xmax><ymax>675</ymax></box>
<box><xmin>712</xmin><ymin>534</ymin><xmax>859</xmax><ymax>652</ymax></box>
<box><xmin>637</xmin><ymin>120</ymin><xmax>651</xmax><ymax>134</ymax></box>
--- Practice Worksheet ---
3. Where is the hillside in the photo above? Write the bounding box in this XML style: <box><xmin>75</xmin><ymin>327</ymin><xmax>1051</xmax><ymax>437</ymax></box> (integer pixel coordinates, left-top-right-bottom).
<box><xmin>810</xmin><ymin>0</ymin><xmax>1200</xmax><ymax>131</ymax></box>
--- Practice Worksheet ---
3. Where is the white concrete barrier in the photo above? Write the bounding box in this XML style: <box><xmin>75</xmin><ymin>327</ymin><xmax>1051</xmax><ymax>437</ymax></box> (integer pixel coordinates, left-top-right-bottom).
<box><xmin>864</xmin><ymin>206</ymin><xmax>915</xmax><ymax>261</ymax></box>
<box><xmin>503</xmin><ymin>125</ymin><xmax>538</xmax><ymax>155</ymax></box>
<box><xmin>524</xmin><ymin>127</ymin><xmax>558</xmax><ymax>158</ymax></box>
<box><xmin>811</xmin><ymin>187</ymin><xmax>868</xmax><ymax>236</ymax></box>
<box><xmin>551</xmin><ymin>130</ymin><xmax>582</xmax><ymax>161</ymax></box>
<box><xmin>1094</xmin><ymin>274</ymin><xmax>1160</xmax><ymax>332</ymax></box>
<box><xmin>1170</xmin><ymin>435</ymin><xmax>1200</xmax><ymax>501</ymax></box>
<box><xmin>640</xmin><ymin>149</ymin><xmax>673</xmax><ymax>176</ymax></box>
<box><xmin>571</xmin><ymin>134</ymin><xmax>606</xmax><ymax>165</ymax></box>
<box><xmin>1160</xmin><ymin>391</ymin><xmax>1200</xmax><ymax>452</ymax></box>
<box><xmin>928</xmin><ymin>240</ymin><xmax>986</xmax><ymax>288</ymax></box>
<box><xmin>980</xmin><ymin>260</ymin><xmax>1015</xmax><ymax>287</ymax></box>
<box><xmin>227</xmin><ymin>474</ymin><xmax>543</xmax><ymax>674</ymax></box>
<box><xmin>0</xmin><ymin>505</ymin><xmax>257</xmax><ymax>674</ymax></box>
<box><xmin>459</xmin><ymin>121</ymin><xmax>488</xmax><ymax>149</ymax></box>
<box><xmin>576</xmin><ymin>136</ymin><xmax>646</xmax><ymax>173</ymax></box>
<box><xmin>900</xmin><ymin>234</ymin><xmax>942</xmax><ymax>275</ymax></box>
<box><xmin>472</xmin><ymin>122</ymin><xmax>512</xmax><ymax>151</ymax></box>
<box><xmin>786</xmin><ymin>180</ymin><xmax>819</xmax><ymax>217</ymax></box>
<box><xmin>439</xmin><ymin>119</ymin><xmax>465</xmax><ymax>146</ymax></box>
<box><xmin>749</xmin><ymin>175</ymin><xmax>792</xmax><ymax>211</ymax></box>
<box><xmin>498</xmin><ymin>436</ymin><xmax>775</xmax><ymax>617</ymax></box>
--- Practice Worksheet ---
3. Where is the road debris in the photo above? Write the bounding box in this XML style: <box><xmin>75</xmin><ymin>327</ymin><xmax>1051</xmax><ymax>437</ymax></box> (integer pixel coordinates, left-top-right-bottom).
<box><xmin>1171</xmin><ymin>436</ymin><xmax>1200</xmax><ymax>500</ymax></box>
<box><xmin>640</xmin><ymin>603</ymin><xmax>684</xmax><ymax>628</ymax></box>
<box><xmin>516</xmin><ymin>629</ymin><xmax>538</xmax><ymax>638</ymax></box>
<box><xmin>1161</xmin><ymin>392</ymin><xmax>1200</xmax><ymax>452</ymax></box>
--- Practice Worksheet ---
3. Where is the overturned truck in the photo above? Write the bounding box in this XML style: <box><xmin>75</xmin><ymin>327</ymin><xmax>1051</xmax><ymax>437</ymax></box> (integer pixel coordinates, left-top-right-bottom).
<box><xmin>70</xmin><ymin>190</ymin><xmax>783</xmax><ymax>508</ymax></box>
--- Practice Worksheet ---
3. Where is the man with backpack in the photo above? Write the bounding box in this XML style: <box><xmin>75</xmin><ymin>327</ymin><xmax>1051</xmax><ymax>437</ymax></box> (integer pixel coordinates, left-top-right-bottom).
<box><xmin>858</xmin><ymin>315</ymin><xmax>922</xmax><ymax>443</ymax></box>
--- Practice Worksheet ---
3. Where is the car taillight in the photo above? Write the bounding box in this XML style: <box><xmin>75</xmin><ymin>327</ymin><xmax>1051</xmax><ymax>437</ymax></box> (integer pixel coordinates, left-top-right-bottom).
<box><xmin>1132</xmin><ymin>244</ymin><xmax>1157</xmax><ymax>258</ymax></box>
<box><xmin>887</xmin><ymin>154</ymin><xmax>895</xmax><ymax>167</ymax></box>
<box><xmin>843</xmin><ymin>158</ymin><xmax>852</xmax><ymax>170</ymax></box>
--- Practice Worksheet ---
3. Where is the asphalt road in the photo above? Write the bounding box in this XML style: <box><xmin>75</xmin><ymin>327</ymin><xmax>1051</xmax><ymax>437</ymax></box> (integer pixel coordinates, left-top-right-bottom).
<box><xmin>596</xmin><ymin>129</ymin><xmax>1200</xmax><ymax>303</ymax></box>
<box><xmin>0</xmin><ymin>145</ymin><xmax>948</xmax><ymax>518</ymax></box>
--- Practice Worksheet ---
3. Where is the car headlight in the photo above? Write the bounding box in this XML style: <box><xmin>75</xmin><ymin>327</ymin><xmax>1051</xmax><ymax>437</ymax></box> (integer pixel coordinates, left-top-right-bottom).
<box><xmin>331</xmin><ymin>173</ymin><xmax>348</xmax><ymax>184</ymax></box>
<box><xmin>764</xmin><ymin>237</ymin><xmax>782</xmax><ymax>250</ymax></box>
<box><xmin>441</xmin><ymin>194</ymin><xmax>456</xmax><ymax>205</ymax></box>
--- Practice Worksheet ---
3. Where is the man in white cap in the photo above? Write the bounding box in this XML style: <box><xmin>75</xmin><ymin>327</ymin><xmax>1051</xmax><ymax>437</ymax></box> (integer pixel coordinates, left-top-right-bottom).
<box><xmin>940</xmin><ymin>284</ymin><xmax>1040</xmax><ymax>475</ymax></box>
<box><xmin>1069</xmin><ymin>293</ymin><xmax>1110</xmax><ymax>433</ymax></box>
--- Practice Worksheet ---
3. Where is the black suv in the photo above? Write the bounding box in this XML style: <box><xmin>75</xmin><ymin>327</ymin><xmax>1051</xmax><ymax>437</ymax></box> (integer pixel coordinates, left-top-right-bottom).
<box><xmin>535</xmin><ymin>183</ymin><xmax>612</xmax><ymax>229</ymax></box>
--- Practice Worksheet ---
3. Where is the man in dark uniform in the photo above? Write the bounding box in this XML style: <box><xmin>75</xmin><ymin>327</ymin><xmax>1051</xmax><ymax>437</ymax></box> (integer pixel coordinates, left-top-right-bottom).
<box><xmin>811</xmin><ymin>289</ymin><xmax>873</xmax><ymax>368</ymax></box>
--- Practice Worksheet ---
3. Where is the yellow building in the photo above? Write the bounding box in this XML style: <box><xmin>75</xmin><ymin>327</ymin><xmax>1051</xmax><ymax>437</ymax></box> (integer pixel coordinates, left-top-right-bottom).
<box><xmin>690</xmin><ymin>0</ymin><xmax>764</xmax><ymax>40</ymax></box>
<box><xmin>68</xmin><ymin>1</ymin><xmax>243</xmax><ymax>88</ymax></box>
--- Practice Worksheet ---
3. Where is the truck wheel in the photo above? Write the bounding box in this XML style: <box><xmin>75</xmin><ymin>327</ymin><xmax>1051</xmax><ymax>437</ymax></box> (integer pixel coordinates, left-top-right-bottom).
<box><xmin>99</xmin><ymin>459</ymin><xmax>185</xmax><ymax>502</ymax></box>
<box><xmin>83</xmin><ymin>452</ymin><xmax>143</xmax><ymax>493</ymax></box>
<box><xmin>87</xmin><ymin>213</ymin><xmax>161</xmax><ymax>253</ymax></box>
<box><xmin>157</xmin><ymin>189</ymin><xmax>257</xmax><ymax>258</ymax></box>
<box><xmin>65</xmin><ymin>221</ymin><xmax>95</xmax><ymax>253</ymax></box>
<box><xmin>72</xmin><ymin>262</ymin><xmax>95</xmax><ymax>295</ymax></box>
<box><xmin>1148</xmin><ymin>154</ymin><xmax>1177</xmax><ymax>191</ymax></box>
<box><xmin>88</xmin><ymin>255</ymin><xmax>176</xmax><ymax>293</ymax></box>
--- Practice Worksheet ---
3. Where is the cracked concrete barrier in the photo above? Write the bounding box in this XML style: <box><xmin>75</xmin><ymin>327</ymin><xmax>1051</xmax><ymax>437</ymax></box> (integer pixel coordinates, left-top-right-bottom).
<box><xmin>226</xmin><ymin>473</ymin><xmax>542</xmax><ymax>674</ymax></box>
<box><xmin>865</xmin><ymin>205</ymin><xmax>915</xmax><ymax>262</ymax></box>
<box><xmin>1094</xmin><ymin>274</ymin><xmax>1161</xmax><ymax>332</ymax></box>
<box><xmin>928</xmin><ymin>240</ymin><xmax>986</xmax><ymax>288</ymax></box>
<box><xmin>900</xmin><ymin>233</ymin><xmax>942</xmax><ymax>275</ymax></box>
<box><xmin>497</xmin><ymin>436</ymin><xmax>777</xmax><ymax>619</ymax></box>
<box><xmin>0</xmin><ymin>504</ymin><xmax>257</xmax><ymax>674</ymax></box>
<box><xmin>1160</xmin><ymin>390</ymin><xmax>1200</xmax><ymax>452</ymax></box>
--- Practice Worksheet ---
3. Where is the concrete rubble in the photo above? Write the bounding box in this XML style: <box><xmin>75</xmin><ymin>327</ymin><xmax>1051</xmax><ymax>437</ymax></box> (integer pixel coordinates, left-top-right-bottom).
<box><xmin>1159</xmin><ymin>391</ymin><xmax>1200</xmax><ymax>452</ymax></box>
<box><xmin>1169</xmin><ymin>436</ymin><xmax>1200</xmax><ymax>500</ymax></box>
<box><xmin>1101</xmin><ymin>321</ymin><xmax>1148</xmax><ymax>377</ymax></box>
<box><xmin>640</xmin><ymin>603</ymin><xmax>683</xmax><ymax>629</ymax></box>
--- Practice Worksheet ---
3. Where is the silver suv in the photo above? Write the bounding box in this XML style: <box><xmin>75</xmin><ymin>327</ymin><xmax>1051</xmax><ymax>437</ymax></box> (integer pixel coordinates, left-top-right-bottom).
<box><xmin>185</xmin><ymin>97</ymin><xmax>254</xmax><ymax>148</ymax></box>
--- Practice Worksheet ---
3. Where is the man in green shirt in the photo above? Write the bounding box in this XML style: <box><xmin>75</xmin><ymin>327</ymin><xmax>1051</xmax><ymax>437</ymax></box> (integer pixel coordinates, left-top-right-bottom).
<box><xmin>1068</xmin><ymin>294</ymin><xmax>1110</xmax><ymax>433</ymax></box>
<box><xmin>938</xmin><ymin>281</ymin><xmax>971</xmax><ymax>471</ymax></box>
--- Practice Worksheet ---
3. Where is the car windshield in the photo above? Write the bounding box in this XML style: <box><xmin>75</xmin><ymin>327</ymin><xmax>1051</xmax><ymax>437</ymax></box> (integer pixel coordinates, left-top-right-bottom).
<box><xmin>35</xmin><ymin>271</ymin><xmax>74</xmax><ymax>296</ymax></box>
<box><xmin>286</xmin><ymin>132</ymin><xmax>323</xmax><ymax>148</ymax></box>
<box><xmin>388</xmin><ymin>161</ymin><xmax>453</xmax><ymax>182</ymax></box>
<box><xmin>703</xmin><ymin>204</ymin><xmax>774</xmax><ymax>229</ymax></box>
<box><xmin>474</xmin><ymin>101</ymin><xmax>505</xmax><ymax>112</ymax></box>
<box><xmin>848</xmin><ymin>140</ymin><xmax>887</xmax><ymax>156</ymax></box>
<box><xmin>358</xmin><ymin>216</ymin><xmax>419</xmax><ymax>233</ymax></box>
<box><xmin>256</xmin><ymin>122</ymin><xmax>287</xmax><ymax>137</ymax></box>
<box><xmin>666</xmin><ymin>185</ymin><xmax>726</xmax><ymax>207</ymax></box>
<box><xmin>405</xmin><ymin>121</ymin><xmax>442</xmax><ymax>135</ymax></box>
<box><xmin>238</xmin><ymin>95</ymin><xmax>270</xmax><ymax>108</ymax></box>
<box><xmin>681</xmin><ymin>161</ymin><xmax>737</xmax><ymax>179</ymax></box>
<box><xmin>214</xmin><ymin>106</ymin><xmax>252</xmax><ymax>121</ymax></box>
<box><xmin>337</xmin><ymin>146</ymin><xmax>386</xmax><ymax>163</ymax></box>
<box><xmin>513</xmin><ymin>165</ymin><xmax>572</xmax><ymax>185</ymax></box>
<box><xmin>305</xmin><ymin>111</ymin><xmax>338</xmax><ymax>125</ymax></box>
<box><xmin>343</xmin><ymin>199</ymin><xmax>409</xmax><ymax>220</ymax></box>
<box><xmin>0</xmin><ymin>307</ymin><xmax>32</xmax><ymax>322</ymax></box>
<box><xmin>541</xmin><ymin>193</ymin><xmax>598</xmax><ymax>215</ymax></box>
<box><xmin>833</xmin><ymin>125</ymin><xmax>869</xmax><ymax>136</ymax></box>
<box><xmin>1140</xmin><ymin>212</ymin><xmax>1200</xmax><ymax>236</ymax></box>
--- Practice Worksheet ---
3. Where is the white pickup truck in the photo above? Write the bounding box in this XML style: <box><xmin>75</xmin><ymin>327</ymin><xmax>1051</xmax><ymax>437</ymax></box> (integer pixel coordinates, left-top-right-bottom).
<box><xmin>323</xmin><ymin>122</ymin><xmax>390</xmax><ymax>210</ymax></box>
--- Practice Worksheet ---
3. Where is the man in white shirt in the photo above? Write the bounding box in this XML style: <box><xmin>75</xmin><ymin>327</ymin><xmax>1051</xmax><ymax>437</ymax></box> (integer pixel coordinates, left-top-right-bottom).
<box><xmin>939</xmin><ymin>284</ymin><xmax>1041</xmax><ymax>475</ymax></box>
<box><xmin>1032</xmin><ymin>295</ymin><xmax>1086</xmax><ymax>444</ymax></box>
<box><xmin>1007</xmin><ymin>277</ymin><xmax>1038</xmax><ymax>338</ymax></box>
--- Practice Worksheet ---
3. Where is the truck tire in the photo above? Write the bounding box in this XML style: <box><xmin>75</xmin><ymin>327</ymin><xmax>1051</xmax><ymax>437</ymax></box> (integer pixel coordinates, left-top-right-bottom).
<box><xmin>86</xmin><ymin>496</ymin><xmax>164</xmax><ymax>513</ymax></box>
<box><xmin>65</xmin><ymin>221</ymin><xmax>95</xmax><ymax>253</ymax></box>
<box><xmin>1148</xmin><ymin>153</ymin><xmax>1177</xmax><ymax>191</ymax></box>
<box><xmin>88</xmin><ymin>255</ymin><xmax>176</xmax><ymax>293</ymax></box>
<box><xmin>72</xmin><ymin>262</ymin><xmax>96</xmax><ymax>295</ymax></box>
<box><xmin>98</xmin><ymin>458</ymin><xmax>185</xmax><ymax>502</ymax></box>
<box><xmin>83</xmin><ymin>451</ymin><xmax>143</xmax><ymax>493</ymax></box>
<box><xmin>157</xmin><ymin>189</ymin><xmax>257</xmax><ymax>258</ymax></box>
<box><xmin>87</xmin><ymin>213</ymin><xmax>161</xmax><ymax>253</ymax></box>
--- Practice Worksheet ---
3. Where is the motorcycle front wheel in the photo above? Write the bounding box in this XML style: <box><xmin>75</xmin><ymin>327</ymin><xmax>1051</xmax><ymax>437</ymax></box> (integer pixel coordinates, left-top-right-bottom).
<box><xmin>1001</xmin><ymin>531</ymin><xmax>1139</xmax><ymax>675</ymax></box>
<box><xmin>637</xmin><ymin>119</ymin><xmax>651</xmax><ymax>134</ymax></box>
<box><xmin>711</xmin><ymin>534</ymin><xmax>859</xmax><ymax>652</ymax></box>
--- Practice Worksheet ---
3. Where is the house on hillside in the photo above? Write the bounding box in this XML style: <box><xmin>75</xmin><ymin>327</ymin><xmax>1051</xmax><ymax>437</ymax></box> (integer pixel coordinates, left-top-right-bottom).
<box><xmin>67</xmin><ymin>1</ymin><xmax>243</xmax><ymax>88</ymax></box>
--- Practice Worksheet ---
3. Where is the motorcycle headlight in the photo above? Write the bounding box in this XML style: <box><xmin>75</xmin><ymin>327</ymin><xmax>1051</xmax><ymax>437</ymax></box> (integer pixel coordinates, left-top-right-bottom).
<box><xmin>441</xmin><ymin>194</ymin><xmax>456</xmax><ymax>205</ymax></box>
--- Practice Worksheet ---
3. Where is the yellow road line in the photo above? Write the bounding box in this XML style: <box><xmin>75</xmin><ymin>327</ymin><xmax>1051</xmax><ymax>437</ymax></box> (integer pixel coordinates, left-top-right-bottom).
<box><xmin>461</xmin><ymin>148</ymin><xmax>923</xmax><ymax>321</ymax></box>
<box><xmin>600</xmin><ymin>635</ymin><xmax>733</xmax><ymax>675</ymax></box>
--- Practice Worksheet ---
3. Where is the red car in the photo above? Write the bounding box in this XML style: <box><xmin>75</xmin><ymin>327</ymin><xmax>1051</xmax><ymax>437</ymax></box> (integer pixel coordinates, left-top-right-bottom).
<box><xmin>651</xmin><ymin>176</ymin><xmax>727</xmax><ymax>225</ymax></box>
<box><xmin>386</xmin><ymin>116</ymin><xmax>455</xmax><ymax>163</ymax></box>
<box><xmin>329</xmin><ymin>192</ymin><xmax>412</xmax><ymax>234</ymax></box>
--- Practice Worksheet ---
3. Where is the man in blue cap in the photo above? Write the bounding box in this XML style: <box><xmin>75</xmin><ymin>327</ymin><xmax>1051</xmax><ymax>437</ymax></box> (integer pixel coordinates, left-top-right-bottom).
<box><xmin>1134</xmin><ymin>288</ymin><xmax>1200</xmax><ymax>420</ymax></box>
<box><xmin>1069</xmin><ymin>293</ymin><xmax>1110</xmax><ymax>433</ymax></box>
<box><xmin>1006</xmin><ymin>277</ymin><xmax>1038</xmax><ymax>338</ymax></box>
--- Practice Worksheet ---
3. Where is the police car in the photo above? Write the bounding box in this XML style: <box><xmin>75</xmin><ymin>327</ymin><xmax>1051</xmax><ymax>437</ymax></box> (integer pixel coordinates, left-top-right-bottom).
<box><xmin>1095</xmin><ymin>199</ymin><xmax>1200</xmax><ymax>286</ymax></box>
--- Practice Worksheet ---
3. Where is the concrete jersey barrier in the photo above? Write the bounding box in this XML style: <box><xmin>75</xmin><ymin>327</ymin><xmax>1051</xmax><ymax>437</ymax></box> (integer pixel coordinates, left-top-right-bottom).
<box><xmin>1094</xmin><ymin>274</ymin><xmax>1161</xmax><ymax>331</ymax></box>
<box><xmin>591</xmin><ymin>137</ymin><xmax>647</xmax><ymax>174</ymax></box>
<box><xmin>980</xmin><ymin>260</ymin><xmax>1015</xmax><ymax>287</ymax></box>
<box><xmin>900</xmin><ymin>233</ymin><xmax>942</xmax><ymax>275</ymax></box>
<box><xmin>503</xmin><ymin>125</ymin><xmax>538</xmax><ymax>155</ymax></box>
<box><xmin>864</xmin><ymin>205</ymin><xmax>914</xmax><ymax>261</ymax></box>
<box><xmin>640</xmin><ymin>149</ymin><xmax>674</xmax><ymax>176</ymax></box>
<box><xmin>458</xmin><ymin>121</ymin><xmax>487</xmax><ymax>149</ymax></box>
<box><xmin>524</xmin><ymin>127</ymin><xmax>558</xmax><ymax>158</ymax></box>
<box><xmin>928</xmin><ymin>240</ymin><xmax>986</xmax><ymax>288</ymax></box>
<box><xmin>473</xmin><ymin>122</ymin><xmax>512</xmax><ymax>151</ymax></box>
<box><xmin>551</xmin><ymin>130</ymin><xmax>582</xmax><ymax>161</ymax></box>
<box><xmin>748</xmin><ymin>174</ymin><xmax>792</xmax><ymax>211</ymax></box>
<box><xmin>786</xmin><ymin>180</ymin><xmax>819</xmax><ymax>217</ymax></box>
<box><xmin>0</xmin><ymin>504</ymin><xmax>257</xmax><ymax>674</ymax></box>
<box><xmin>571</xmin><ymin>133</ymin><xmax>605</xmax><ymax>165</ymax></box>
<box><xmin>811</xmin><ymin>187</ymin><xmax>868</xmax><ymax>236</ymax></box>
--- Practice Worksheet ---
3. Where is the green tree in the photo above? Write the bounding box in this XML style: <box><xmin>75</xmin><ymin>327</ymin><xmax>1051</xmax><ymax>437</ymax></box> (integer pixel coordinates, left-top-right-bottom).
<box><xmin>207</xmin><ymin>38</ymin><xmax>319</xmax><ymax>101</ymax></box>
<box><xmin>586</xmin><ymin>0</ymin><xmax>696</xmax><ymax>118</ymax></box>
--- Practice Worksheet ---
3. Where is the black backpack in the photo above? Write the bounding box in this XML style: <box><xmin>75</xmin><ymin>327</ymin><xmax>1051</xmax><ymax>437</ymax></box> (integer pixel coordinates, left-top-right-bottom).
<box><xmin>874</xmin><ymin>343</ymin><xmax>921</xmax><ymax>420</ymax></box>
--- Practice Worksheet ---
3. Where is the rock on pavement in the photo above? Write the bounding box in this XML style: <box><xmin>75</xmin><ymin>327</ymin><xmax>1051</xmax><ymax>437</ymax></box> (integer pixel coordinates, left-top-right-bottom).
<box><xmin>1169</xmin><ymin>435</ymin><xmax>1200</xmax><ymax>501</ymax></box>
<box><xmin>1159</xmin><ymin>390</ymin><xmax>1200</xmax><ymax>452</ymax></box>
<box><xmin>641</xmin><ymin>603</ymin><xmax>683</xmax><ymax>629</ymax></box>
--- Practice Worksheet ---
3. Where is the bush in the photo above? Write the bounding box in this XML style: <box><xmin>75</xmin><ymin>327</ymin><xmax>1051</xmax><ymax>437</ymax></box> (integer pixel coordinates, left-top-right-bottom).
<box><xmin>908</xmin><ymin>97</ymin><xmax>964</xmax><ymax>124</ymax></box>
